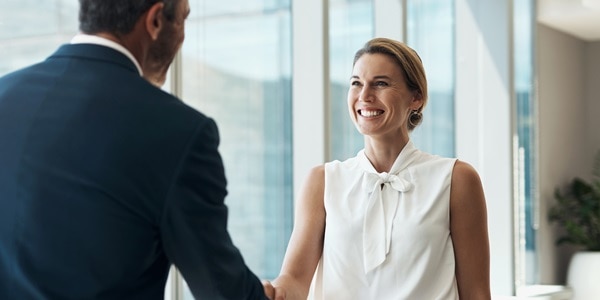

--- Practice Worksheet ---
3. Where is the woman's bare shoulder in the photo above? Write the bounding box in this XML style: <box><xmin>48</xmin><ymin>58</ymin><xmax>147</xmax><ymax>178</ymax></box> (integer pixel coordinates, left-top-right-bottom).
<box><xmin>450</xmin><ymin>160</ymin><xmax>486</xmax><ymax>208</ymax></box>
<box><xmin>452</xmin><ymin>160</ymin><xmax>482</xmax><ymax>187</ymax></box>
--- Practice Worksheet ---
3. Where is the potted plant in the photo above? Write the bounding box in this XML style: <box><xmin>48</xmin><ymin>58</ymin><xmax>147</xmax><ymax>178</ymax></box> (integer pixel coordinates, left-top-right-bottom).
<box><xmin>549</xmin><ymin>151</ymin><xmax>600</xmax><ymax>300</ymax></box>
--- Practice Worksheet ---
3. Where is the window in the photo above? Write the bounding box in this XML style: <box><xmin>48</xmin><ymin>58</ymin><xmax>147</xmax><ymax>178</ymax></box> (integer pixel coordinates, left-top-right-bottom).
<box><xmin>0</xmin><ymin>0</ymin><xmax>77</xmax><ymax>76</ymax></box>
<box><xmin>406</xmin><ymin>0</ymin><xmax>455</xmax><ymax>157</ymax></box>
<box><xmin>328</xmin><ymin>0</ymin><xmax>374</xmax><ymax>161</ymax></box>
<box><xmin>178</xmin><ymin>1</ymin><xmax>293</xmax><ymax>297</ymax></box>
<box><xmin>514</xmin><ymin>0</ymin><xmax>538</xmax><ymax>287</ymax></box>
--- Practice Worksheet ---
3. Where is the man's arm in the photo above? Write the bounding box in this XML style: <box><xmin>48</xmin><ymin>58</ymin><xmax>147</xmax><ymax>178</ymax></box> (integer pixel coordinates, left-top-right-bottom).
<box><xmin>160</xmin><ymin>117</ymin><xmax>267</xmax><ymax>300</ymax></box>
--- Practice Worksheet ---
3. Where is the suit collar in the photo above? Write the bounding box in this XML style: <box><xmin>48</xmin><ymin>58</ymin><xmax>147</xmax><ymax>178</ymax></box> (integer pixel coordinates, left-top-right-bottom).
<box><xmin>49</xmin><ymin>44</ymin><xmax>142</xmax><ymax>76</ymax></box>
<box><xmin>71</xmin><ymin>34</ymin><xmax>143</xmax><ymax>76</ymax></box>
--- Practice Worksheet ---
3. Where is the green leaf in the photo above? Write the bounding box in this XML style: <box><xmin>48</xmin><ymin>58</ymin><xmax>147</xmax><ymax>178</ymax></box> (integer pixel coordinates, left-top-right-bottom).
<box><xmin>549</xmin><ymin>157</ymin><xmax>600</xmax><ymax>250</ymax></box>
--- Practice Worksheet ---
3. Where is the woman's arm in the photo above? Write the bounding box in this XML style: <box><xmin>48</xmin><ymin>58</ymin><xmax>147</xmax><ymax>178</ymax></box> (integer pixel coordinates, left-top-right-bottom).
<box><xmin>271</xmin><ymin>165</ymin><xmax>326</xmax><ymax>300</ymax></box>
<box><xmin>450</xmin><ymin>160</ymin><xmax>491</xmax><ymax>300</ymax></box>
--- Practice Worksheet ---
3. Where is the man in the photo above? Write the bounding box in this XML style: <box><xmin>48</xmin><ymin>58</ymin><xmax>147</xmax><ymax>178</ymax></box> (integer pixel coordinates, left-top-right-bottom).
<box><xmin>0</xmin><ymin>0</ymin><xmax>275</xmax><ymax>299</ymax></box>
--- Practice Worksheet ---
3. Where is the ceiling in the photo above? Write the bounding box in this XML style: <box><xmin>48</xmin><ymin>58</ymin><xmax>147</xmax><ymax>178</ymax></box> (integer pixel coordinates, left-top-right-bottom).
<box><xmin>538</xmin><ymin>0</ymin><xmax>600</xmax><ymax>41</ymax></box>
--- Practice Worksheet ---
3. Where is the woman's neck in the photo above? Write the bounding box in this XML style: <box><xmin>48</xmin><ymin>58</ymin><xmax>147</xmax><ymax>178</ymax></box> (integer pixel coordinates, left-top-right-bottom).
<box><xmin>363</xmin><ymin>136</ymin><xmax>409</xmax><ymax>173</ymax></box>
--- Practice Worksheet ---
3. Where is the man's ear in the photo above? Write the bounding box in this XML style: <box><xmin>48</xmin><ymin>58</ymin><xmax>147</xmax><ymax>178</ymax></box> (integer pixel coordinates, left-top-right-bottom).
<box><xmin>145</xmin><ymin>2</ymin><xmax>165</xmax><ymax>41</ymax></box>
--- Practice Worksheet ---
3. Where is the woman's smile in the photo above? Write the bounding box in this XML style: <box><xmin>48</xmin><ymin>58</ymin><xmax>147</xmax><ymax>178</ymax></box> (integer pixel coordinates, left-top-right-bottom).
<box><xmin>358</xmin><ymin>109</ymin><xmax>384</xmax><ymax>118</ymax></box>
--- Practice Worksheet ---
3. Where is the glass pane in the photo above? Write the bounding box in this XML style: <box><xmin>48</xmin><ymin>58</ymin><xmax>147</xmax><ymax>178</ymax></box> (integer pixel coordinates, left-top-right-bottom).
<box><xmin>514</xmin><ymin>0</ymin><xmax>537</xmax><ymax>287</ymax></box>
<box><xmin>0</xmin><ymin>0</ymin><xmax>78</xmax><ymax>76</ymax></box>
<box><xmin>406</xmin><ymin>0</ymin><xmax>455</xmax><ymax>157</ymax></box>
<box><xmin>328</xmin><ymin>0</ymin><xmax>374</xmax><ymax>161</ymax></box>
<box><xmin>180</xmin><ymin>1</ymin><xmax>293</xmax><ymax>297</ymax></box>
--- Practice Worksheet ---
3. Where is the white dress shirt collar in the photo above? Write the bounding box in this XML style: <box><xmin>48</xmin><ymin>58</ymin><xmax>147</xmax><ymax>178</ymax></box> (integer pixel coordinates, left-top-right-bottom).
<box><xmin>71</xmin><ymin>34</ymin><xmax>143</xmax><ymax>76</ymax></box>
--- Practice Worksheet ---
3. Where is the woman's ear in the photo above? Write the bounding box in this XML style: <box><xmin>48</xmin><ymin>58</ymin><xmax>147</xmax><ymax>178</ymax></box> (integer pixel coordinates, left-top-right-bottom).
<box><xmin>145</xmin><ymin>2</ymin><xmax>165</xmax><ymax>41</ymax></box>
<box><xmin>411</xmin><ymin>91</ymin><xmax>424</xmax><ymax>110</ymax></box>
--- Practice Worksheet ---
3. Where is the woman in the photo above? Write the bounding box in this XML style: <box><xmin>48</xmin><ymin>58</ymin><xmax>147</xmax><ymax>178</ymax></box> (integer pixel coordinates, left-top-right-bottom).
<box><xmin>270</xmin><ymin>37</ymin><xmax>491</xmax><ymax>299</ymax></box>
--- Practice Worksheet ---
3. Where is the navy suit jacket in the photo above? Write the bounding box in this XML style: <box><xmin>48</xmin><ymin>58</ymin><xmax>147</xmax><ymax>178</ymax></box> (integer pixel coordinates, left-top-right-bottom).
<box><xmin>0</xmin><ymin>44</ymin><xmax>267</xmax><ymax>299</ymax></box>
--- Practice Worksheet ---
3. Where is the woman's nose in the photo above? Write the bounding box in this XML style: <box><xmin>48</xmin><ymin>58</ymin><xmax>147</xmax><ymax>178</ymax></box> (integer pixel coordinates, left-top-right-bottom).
<box><xmin>359</xmin><ymin>86</ymin><xmax>374</xmax><ymax>102</ymax></box>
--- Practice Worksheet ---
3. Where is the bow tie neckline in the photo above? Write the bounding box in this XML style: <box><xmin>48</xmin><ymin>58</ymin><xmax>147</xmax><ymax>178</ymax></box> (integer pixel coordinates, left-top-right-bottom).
<box><xmin>358</xmin><ymin>141</ymin><xmax>418</xmax><ymax>274</ymax></box>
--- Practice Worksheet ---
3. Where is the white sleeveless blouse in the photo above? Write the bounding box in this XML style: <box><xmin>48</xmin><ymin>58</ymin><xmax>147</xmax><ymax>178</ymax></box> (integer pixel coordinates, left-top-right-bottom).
<box><xmin>308</xmin><ymin>141</ymin><xmax>458</xmax><ymax>299</ymax></box>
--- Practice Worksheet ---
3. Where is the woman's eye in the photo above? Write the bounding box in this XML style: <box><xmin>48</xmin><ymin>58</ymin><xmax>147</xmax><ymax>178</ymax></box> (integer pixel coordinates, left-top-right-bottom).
<box><xmin>375</xmin><ymin>81</ymin><xmax>388</xmax><ymax>86</ymax></box>
<box><xmin>350</xmin><ymin>81</ymin><xmax>361</xmax><ymax>86</ymax></box>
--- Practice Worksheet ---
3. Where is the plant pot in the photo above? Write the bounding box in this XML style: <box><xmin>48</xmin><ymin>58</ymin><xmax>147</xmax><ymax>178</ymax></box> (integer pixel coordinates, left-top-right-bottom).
<box><xmin>567</xmin><ymin>251</ymin><xmax>600</xmax><ymax>300</ymax></box>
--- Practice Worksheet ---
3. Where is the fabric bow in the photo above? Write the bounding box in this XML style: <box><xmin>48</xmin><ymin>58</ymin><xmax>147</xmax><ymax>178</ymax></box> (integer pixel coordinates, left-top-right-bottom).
<box><xmin>362</xmin><ymin>171</ymin><xmax>413</xmax><ymax>274</ymax></box>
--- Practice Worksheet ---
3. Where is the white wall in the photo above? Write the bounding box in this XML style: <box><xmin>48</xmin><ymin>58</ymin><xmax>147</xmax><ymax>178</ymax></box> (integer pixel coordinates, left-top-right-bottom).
<box><xmin>537</xmin><ymin>24</ymin><xmax>589</xmax><ymax>284</ymax></box>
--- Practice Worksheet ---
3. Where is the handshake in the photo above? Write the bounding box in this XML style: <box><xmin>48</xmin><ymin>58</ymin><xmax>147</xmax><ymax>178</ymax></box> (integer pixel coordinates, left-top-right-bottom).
<box><xmin>262</xmin><ymin>280</ymin><xmax>286</xmax><ymax>300</ymax></box>
<box><xmin>260</xmin><ymin>275</ymin><xmax>309</xmax><ymax>300</ymax></box>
